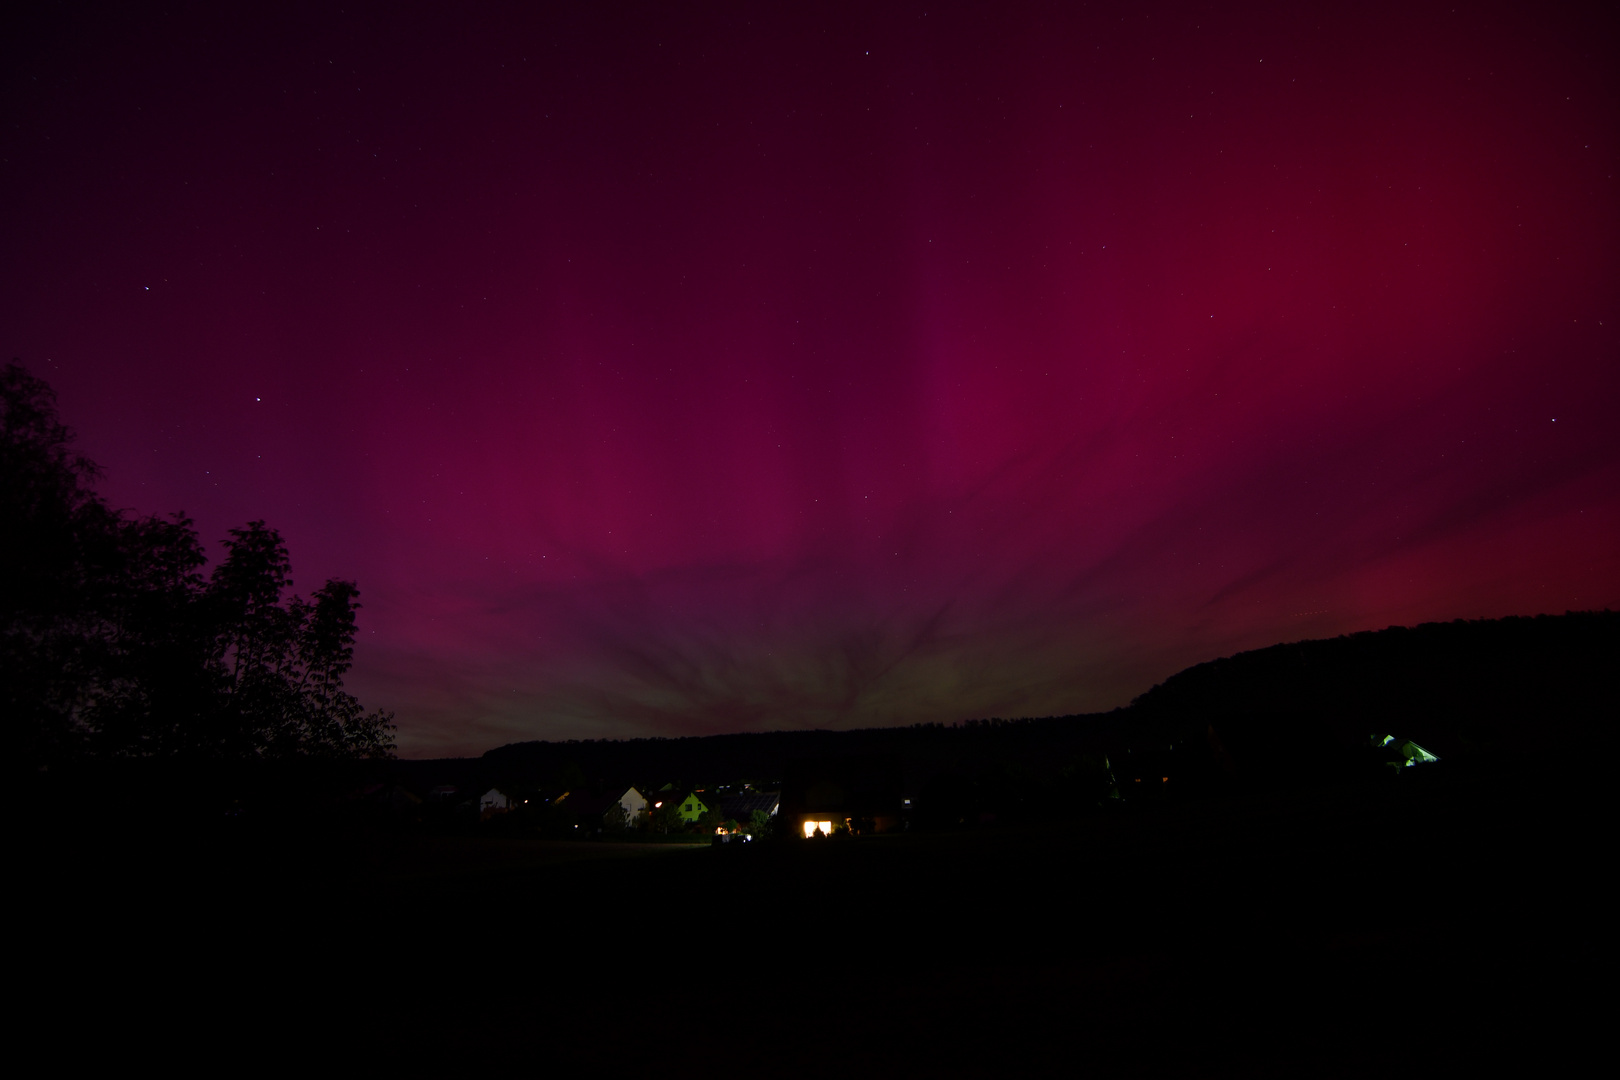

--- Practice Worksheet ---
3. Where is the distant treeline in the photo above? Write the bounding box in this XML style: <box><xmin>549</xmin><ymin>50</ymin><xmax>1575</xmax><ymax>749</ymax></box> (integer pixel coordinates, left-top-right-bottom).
<box><xmin>419</xmin><ymin>712</ymin><xmax>1124</xmax><ymax>797</ymax></box>
<box><xmin>448</xmin><ymin>610</ymin><xmax>1616</xmax><ymax>800</ymax></box>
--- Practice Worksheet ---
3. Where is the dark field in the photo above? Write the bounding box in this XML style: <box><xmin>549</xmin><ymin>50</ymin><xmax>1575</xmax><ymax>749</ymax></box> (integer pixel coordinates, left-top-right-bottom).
<box><xmin>21</xmin><ymin>762</ymin><xmax>1596</xmax><ymax>1075</ymax></box>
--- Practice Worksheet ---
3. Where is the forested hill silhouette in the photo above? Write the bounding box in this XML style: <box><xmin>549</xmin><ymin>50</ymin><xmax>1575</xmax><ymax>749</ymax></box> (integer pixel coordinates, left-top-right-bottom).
<box><xmin>473</xmin><ymin>611</ymin><xmax>1616</xmax><ymax>791</ymax></box>
<box><xmin>471</xmin><ymin>713</ymin><xmax>1119</xmax><ymax>795</ymax></box>
<box><xmin>1129</xmin><ymin>611</ymin><xmax>1617</xmax><ymax>757</ymax></box>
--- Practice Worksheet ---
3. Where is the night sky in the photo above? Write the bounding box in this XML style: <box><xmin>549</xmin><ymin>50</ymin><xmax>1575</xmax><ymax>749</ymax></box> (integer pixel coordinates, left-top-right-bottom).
<box><xmin>4</xmin><ymin>3</ymin><xmax>1616</xmax><ymax>756</ymax></box>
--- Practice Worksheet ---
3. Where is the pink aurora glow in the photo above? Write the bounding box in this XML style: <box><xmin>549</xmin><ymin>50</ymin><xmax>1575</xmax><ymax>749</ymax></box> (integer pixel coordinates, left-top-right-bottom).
<box><xmin>4</xmin><ymin>3</ymin><xmax>1615</xmax><ymax>754</ymax></box>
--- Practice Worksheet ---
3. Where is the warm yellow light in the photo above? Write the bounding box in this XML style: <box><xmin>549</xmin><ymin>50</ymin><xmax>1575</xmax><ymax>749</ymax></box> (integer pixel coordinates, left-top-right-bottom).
<box><xmin>802</xmin><ymin>820</ymin><xmax>834</xmax><ymax>838</ymax></box>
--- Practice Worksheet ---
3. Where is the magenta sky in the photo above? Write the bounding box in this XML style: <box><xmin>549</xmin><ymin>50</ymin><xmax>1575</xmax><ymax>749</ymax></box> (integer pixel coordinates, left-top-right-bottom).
<box><xmin>4</xmin><ymin>3</ymin><xmax>1616</xmax><ymax>756</ymax></box>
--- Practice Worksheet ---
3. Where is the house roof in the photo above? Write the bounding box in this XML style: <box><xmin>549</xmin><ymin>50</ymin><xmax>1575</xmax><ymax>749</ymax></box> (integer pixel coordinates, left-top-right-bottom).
<box><xmin>647</xmin><ymin>790</ymin><xmax>693</xmax><ymax>810</ymax></box>
<box><xmin>718</xmin><ymin>792</ymin><xmax>780</xmax><ymax>819</ymax></box>
<box><xmin>554</xmin><ymin>791</ymin><xmax>618</xmax><ymax>817</ymax></box>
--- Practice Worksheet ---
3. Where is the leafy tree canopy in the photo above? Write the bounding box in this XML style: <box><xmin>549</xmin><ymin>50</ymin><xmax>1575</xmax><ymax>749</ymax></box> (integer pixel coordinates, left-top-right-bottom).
<box><xmin>2</xmin><ymin>361</ymin><xmax>394</xmax><ymax>771</ymax></box>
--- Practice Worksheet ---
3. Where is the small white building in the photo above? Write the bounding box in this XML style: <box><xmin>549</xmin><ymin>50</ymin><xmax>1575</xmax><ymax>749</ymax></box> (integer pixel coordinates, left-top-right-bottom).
<box><xmin>615</xmin><ymin>786</ymin><xmax>649</xmax><ymax>827</ymax></box>
<box><xmin>479</xmin><ymin>788</ymin><xmax>511</xmax><ymax>813</ymax></box>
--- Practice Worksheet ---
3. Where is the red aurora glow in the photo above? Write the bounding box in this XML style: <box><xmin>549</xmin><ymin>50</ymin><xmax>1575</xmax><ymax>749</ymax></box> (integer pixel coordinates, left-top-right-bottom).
<box><xmin>4</xmin><ymin>3</ymin><xmax>1615</xmax><ymax>754</ymax></box>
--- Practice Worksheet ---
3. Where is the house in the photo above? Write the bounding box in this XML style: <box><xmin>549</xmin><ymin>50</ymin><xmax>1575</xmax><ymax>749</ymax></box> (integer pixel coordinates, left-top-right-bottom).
<box><xmin>674</xmin><ymin>790</ymin><xmax>711</xmax><ymax>823</ymax></box>
<box><xmin>479</xmin><ymin>788</ymin><xmax>511</xmax><ymax>815</ymax></box>
<box><xmin>717</xmin><ymin>790</ymin><xmax>780</xmax><ymax>825</ymax></box>
<box><xmin>642</xmin><ymin>786</ymin><xmax>711</xmax><ymax>823</ymax></box>
<box><xmin>781</xmin><ymin>755</ymin><xmax>902</xmax><ymax>837</ymax></box>
<box><xmin>1373</xmin><ymin>734</ymin><xmax>1440</xmax><ymax>770</ymax></box>
<box><xmin>591</xmin><ymin>787</ymin><xmax>649</xmax><ymax>829</ymax></box>
<box><xmin>614</xmin><ymin>786</ymin><xmax>649</xmax><ymax>827</ymax></box>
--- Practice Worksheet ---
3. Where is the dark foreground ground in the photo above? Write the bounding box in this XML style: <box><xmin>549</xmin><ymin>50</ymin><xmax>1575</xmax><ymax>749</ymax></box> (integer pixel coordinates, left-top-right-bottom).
<box><xmin>18</xmin><ymin>761</ymin><xmax>1601</xmax><ymax>1076</ymax></box>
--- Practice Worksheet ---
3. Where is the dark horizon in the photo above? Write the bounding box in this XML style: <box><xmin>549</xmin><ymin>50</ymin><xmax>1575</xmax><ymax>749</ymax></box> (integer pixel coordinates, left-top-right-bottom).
<box><xmin>437</xmin><ymin>609</ymin><xmax>1617</xmax><ymax>766</ymax></box>
<box><xmin>5</xmin><ymin>2</ymin><xmax>1616</xmax><ymax>756</ymax></box>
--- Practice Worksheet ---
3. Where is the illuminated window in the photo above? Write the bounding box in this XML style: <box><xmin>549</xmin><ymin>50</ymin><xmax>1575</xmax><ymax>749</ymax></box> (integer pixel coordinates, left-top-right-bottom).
<box><xmin>802</xmin><ymin>820</ymin><xmax>834</xmax><ymax>838</ymax></box>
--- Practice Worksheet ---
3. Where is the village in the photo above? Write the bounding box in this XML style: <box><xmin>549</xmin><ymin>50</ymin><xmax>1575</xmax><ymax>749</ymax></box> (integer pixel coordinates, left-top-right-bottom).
<box><xmin>347</xmin><ymin>719</ymin><xmax>1447</xmax><ymax>844</ymax></box>
<box><xmin>467</xmin><ymin>781</ymin><xmax>784</xmax><ymax>839</ymax></box>
<box><xmin>19</xmin><ymin>616</ymin><xmax>1601</xmax><ymax>1076</ymax></box>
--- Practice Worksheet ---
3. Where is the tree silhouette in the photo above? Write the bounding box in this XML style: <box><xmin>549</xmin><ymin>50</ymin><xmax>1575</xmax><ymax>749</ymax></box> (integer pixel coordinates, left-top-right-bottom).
<box><xmin>199</xmin><ymin>521</ymin><xmax>394</xmax><ymax>759</ymax></box>
<box><xmin>1</xmin><ymin>361</ymin><xmax>122</xmax><ymax>768</ymax></box>
<box><xmin>1</xmin><ymin>361</ymin><xmax>394</xmax><ymax>770</ymax></box>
